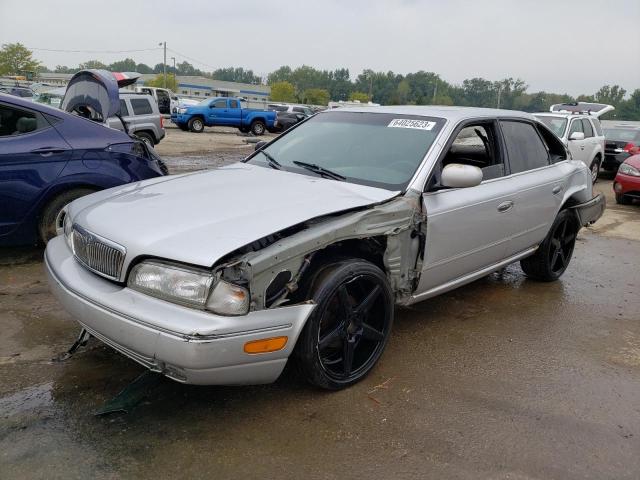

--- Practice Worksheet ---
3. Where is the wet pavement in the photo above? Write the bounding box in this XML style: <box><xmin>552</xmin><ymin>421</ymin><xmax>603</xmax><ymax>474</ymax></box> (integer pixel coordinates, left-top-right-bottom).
<box><xmin>1</xmin><ymin>177</ymin><xmax>639</xmax><ymax>479</ymax></box>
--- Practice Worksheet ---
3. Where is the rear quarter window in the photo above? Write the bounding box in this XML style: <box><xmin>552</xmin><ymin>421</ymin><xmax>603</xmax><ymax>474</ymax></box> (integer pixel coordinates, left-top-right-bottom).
<box><xmin>130</xmin><ymin>98</ymin><xmax>153</xmax><ymax>115</ymax></box>
<box><xmin>500</xmin><ymin>120</ymin><xmax>550</xmax><ymax>173</ymax></box>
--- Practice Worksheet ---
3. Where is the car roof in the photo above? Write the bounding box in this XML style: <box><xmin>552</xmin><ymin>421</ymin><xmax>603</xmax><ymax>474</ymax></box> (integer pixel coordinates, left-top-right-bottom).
<box><xmin>534</xmin><ymin>112</ymin><xmax>596</xmax><ymax>120</ymax></box>
<box><xmin>326</xmin><ymin>105</ymin><xmax>535</xmax><ymax>122</ymax></box>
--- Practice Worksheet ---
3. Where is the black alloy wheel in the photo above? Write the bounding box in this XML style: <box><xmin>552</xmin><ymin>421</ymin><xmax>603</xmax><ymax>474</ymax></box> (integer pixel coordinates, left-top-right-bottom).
<box><xmin>520</xmin><ymin>209</ymin><xmax>578</xmax><ymax>281</ymax></box>
<box><xmin>296</xmin><ymin>260</ymin><xmax>394</xmax><ymax>390</ymax></box>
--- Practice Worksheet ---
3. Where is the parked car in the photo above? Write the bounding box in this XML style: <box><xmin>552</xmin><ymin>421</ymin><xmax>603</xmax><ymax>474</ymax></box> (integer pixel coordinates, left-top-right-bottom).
<box><xmin>134</xmin><ymin>86</ymin><xmax>177</xmax><ymax>116</ymax></box>
<box><xmin>1</xmin><ymin>86</ymin><xmax>34</xmax><ymax>98</ymax></box>
<box><xmin>108</xmin><ymin>92</ymin><xmax>166</xmax><ymax>147</ymax></box>
<box><xmin>603</xmin><ymin>125</ymin><xmax>640</xmax><ymax>173</ymax></box>
<box><xmin>613</xmin><ymin>154</ymin><xmax>640</xmax><ymax>205</ymax></box>
<box><xmin>267</xmin><ymin>103</ymin><xmax>313</xmax><ymax>132</ymax></box>
<box><xmin>534</xmin><ymin>102</ymin><xmax>612</xmax><ymax>183</ymax></box>
<box><xmin>0</xmin><ymin>73</ymin><xmax>167</xmax><ymax>246</ymax></box>
<box><xmin>171</xmin><ymin>97</ymin><xmax>278</xmax><ymax>135</ymax></box>
<box><xmin>46</xmin><ymin>106</ymin><xmax>604</xmax><ymax>390</ymax></box>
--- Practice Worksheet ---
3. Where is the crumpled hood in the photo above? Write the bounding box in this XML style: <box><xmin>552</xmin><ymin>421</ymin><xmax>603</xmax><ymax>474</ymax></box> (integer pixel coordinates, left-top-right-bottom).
<box><xmin>70</xmin><ymin>163</ymin><xmax>399</xmax><ymax>268</ymax></box>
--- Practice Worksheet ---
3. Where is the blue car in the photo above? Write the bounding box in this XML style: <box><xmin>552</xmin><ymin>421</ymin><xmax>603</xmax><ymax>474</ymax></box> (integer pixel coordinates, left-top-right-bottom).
<box><xmin>0</xmin><ymin>70</ymin><xmax>167</xmax><ymax>246</ymax></box>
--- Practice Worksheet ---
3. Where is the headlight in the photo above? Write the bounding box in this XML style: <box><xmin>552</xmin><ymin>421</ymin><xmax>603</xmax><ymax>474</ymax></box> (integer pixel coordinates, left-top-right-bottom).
<box><xmin>206</xmin><ymin>280</ymin><xmax>250</xmax><ymax>316</ymax></box>
<box><xmin>619</xmin><ymin>163</ymin><xmax>640</xmax><ymax>177</ymax></box>
<box><xmin>178</xmin><ymin>107</ymin><xmax>188</xmax><ymax>114</ymax></box>
<box><xmin>128</xmin><ymin>261</ymin><xmax>214</xmax><ymax>308</ymax></box>
<box><xmin>128</xmin><ymin>260</ymin><xmax>250</xmax><ymax>315</ymax></box>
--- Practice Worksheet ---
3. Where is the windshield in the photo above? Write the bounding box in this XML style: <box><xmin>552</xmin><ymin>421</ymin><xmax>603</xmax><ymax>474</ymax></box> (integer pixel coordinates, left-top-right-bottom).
<box><xmin>604</xmin><ymin>128</ymin><xmax>640</xmax><ymax>143</ymax></box>
<box><xmin>246</xmin><ymin>111</ymin><xmax>445</xmax><ymax>191</ymax></box>
<box><xmin>535</xmin><ymin>115</ymin><xmax>567</xmax><ymax>138</ymax></box>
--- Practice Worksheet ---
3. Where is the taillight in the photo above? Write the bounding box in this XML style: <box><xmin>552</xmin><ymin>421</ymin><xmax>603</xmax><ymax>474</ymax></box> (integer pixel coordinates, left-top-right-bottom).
<box><xmin>160</xmin><ymin>116</ymin><xmax>164</xmax><ymax>129</ymax></box>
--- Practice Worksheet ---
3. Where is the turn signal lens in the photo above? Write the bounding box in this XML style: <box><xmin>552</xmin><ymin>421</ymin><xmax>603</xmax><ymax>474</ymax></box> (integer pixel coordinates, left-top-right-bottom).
<box><xmin>244</xmin><ymin>336</ymin><xmax>288</xmax><ymax>354</ymax></box>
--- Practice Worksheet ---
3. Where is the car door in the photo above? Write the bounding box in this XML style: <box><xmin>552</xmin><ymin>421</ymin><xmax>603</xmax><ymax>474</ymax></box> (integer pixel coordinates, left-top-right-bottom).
<box><xmin>0</xmin><ymin>101</ymin><xmax>71</xmax><ymax>238</ymax></box>
<box><xmin>498</xmin><ymin>120</ymin><xmax>566</xmax><ymax>255</ymax></box>
<box><xmin>567</xmin><ymin>118</ymin><xmax>589</xmax><ymax>166</ymax></box>
<box><xmin>416</xmin><ymin>120</ymin><xmax>523</xmax><ymax>295</ymax></box>
<box><xmin>207</xmin><ymin>99</ymin><xmax>228</xmax><ymax>125</ymax></box>
<box><xmin>581</xmin><ymin>118</ymin><xmax>599</xmax><ymax>163</ymax></box>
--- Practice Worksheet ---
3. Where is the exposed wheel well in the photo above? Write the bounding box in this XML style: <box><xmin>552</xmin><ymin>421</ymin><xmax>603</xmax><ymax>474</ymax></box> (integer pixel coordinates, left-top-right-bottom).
<box><xmin>293</xmin><ymin>237</ymin><xmax>388</xmax><ymax>300</ymax></box>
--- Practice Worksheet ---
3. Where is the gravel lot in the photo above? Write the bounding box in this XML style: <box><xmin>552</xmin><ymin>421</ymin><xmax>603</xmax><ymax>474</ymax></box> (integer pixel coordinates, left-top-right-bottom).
<box><xmin>1</xmin><ymin>127</ymin><xmax>639</xmax><ymax>479</ymax></box>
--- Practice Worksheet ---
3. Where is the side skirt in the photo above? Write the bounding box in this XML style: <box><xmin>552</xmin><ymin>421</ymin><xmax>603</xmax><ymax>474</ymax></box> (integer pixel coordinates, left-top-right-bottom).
<box><xmin>402</xmin><ymin>246</ymin><xmax>538</xmax><ymax>305</ymax></box>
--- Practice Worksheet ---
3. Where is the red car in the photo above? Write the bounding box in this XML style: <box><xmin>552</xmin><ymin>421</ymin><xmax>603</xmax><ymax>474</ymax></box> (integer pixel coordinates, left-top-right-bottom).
<box><xmin>613</xmin><ymin>154</ymin><xmax>640</xmax><ymax>204</ymax></box>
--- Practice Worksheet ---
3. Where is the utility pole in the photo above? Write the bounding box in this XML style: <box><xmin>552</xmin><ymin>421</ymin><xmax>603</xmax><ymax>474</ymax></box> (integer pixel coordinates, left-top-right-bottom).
<box><xmin>158</xmin><ymin>41</ymin><xmax>167</xmax><ymax>88</ymax></box>
<box><xmin>432</xmin><ymin>80</ymin><xmax>438</xmax><ymax>104</ymax></box>
<box><xmin>496</xmin><ymin>84</ymin><xmax>503</xmax><ymax>109</ymax></box>
<box><xmin>171</xmin><ymin>56</ymin><xmax>176</xmax><ymax>88</ymax></box>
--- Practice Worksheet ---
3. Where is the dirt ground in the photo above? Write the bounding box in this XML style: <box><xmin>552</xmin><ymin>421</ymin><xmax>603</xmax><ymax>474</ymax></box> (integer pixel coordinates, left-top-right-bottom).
<box><xmin>1</xmin><ymin>129</ymin><xmax>639</xmax><ymax>479</ymax></box>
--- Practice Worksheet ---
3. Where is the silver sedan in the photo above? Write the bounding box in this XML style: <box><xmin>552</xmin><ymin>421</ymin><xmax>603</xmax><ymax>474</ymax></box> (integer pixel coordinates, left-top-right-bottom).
<box><xmin>46</xmin><ymin>106</ymin><xmax>605</xmax><ymax>390</ymax></box>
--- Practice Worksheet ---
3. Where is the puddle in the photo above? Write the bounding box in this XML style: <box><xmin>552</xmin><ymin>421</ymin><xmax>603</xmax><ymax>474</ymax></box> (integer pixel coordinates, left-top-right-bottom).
<box><xmin>0</xmin><ymin>382</ymin><xmax>53</xmax><ymax>417</ymax></box>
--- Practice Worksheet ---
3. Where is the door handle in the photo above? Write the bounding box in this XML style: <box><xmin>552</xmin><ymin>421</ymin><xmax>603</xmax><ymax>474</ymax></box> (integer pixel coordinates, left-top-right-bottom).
<box><xmin>497</xmin><ymin>201</ymin><xmax>514</xmax><ymax>212</ymax></box>
<box><xmin>30</xmin><ymin>147</ymin><xmax>67</xmax><ymax>156</ymax></box>
<box><xmin>552</xmin><ymin>185</ymin><xmax>563</xmax><ymax>194</ymax></box>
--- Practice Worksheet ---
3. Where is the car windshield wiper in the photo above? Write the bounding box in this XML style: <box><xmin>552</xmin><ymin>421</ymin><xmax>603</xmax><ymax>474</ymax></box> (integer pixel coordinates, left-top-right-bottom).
<box><xmin>258</xmin><ymin>150</ymin><xmax>281</xmax><ymax>170</ymax></box>
<box><xmin>292</xmin><ymin>160</ymin><xmax>346</xmax><ymax>181</ymax></box>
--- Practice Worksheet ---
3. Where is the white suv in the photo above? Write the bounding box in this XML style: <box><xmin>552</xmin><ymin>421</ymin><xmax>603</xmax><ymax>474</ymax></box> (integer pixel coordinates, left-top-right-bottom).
<box><xmin>534</xmin><ymin>103</ymin><xmax>613</xmax><ymax>183</ymax></box>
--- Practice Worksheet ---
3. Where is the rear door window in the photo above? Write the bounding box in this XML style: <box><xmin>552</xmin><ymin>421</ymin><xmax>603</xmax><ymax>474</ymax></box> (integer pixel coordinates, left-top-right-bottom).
<box><xmin>130</xmin><ymin>98</ymin><xmax>153</xmax><ymax>115</ymax></box>
<box><xmin>229</xmin><ymin>100</ymin><xmax>239</xmax><ymax>108</ymax></box>
<box><xmin>119</xmin><ymin>99</ymin><xmax>130</xmax><ymax>117</ymax></box>
<box><xmin>0</xmin><ymin>103</ymin><xmax>50</xmax><ymax>137</ymax></box>
<box><xmin>500</xmin><ymin>120</ymin><xmax>550</xmax><ymax>173</ymax></box>
<box><xmin>591</xmin><ymin>119</ymin><xmax>603</xmax><ymax>136</ymax></box>
<box><xmin>582</xmin><ymin>119</ymin><xmax>594</xmax><ymax>138</ymax></box>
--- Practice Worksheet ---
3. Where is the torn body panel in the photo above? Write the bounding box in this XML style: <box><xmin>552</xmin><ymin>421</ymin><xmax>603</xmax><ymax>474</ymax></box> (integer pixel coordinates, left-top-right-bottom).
<box><xmin>222</xmin><ymin>190</ymin><xmax>425</xmax><ymax>310</ymax></box>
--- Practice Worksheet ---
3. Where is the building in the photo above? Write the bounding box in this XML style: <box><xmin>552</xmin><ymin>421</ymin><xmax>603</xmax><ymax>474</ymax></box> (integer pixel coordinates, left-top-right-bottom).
<box><xmin>34</xmin><ymin>72</ymin><xmax>271</xmax><ymax>103</ymax></box>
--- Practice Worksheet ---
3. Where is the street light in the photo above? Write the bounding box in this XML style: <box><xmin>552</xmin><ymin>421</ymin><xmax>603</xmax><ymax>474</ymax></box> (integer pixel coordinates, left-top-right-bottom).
<box><xmin>158</xmin><ymin>42</ymin><xmax>166</xmax><ymax>88</ymax></box>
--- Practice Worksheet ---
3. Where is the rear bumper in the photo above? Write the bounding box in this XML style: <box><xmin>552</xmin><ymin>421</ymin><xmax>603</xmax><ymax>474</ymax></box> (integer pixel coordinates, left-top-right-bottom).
<box><xmin>44</xmin><ymin>236</ymin><xmax>316</xmax><ymax>385</ymax></box>
<box><xmin>571</xmin><ymin>193</ymin><xmax>605</xmax><ymax>226</ymax></box>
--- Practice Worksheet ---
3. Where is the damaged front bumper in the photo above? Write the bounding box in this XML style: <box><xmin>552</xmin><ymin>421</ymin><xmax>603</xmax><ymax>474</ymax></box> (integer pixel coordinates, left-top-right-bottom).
<box><xmin>571</xmin><ymin>193</ymin><xmax>606</xmax><ymax>226</ymax></box>
<box><xmin>45</xmin><ymin>236</ymin><xmax>315</xmax><ymax>385</ymax></box>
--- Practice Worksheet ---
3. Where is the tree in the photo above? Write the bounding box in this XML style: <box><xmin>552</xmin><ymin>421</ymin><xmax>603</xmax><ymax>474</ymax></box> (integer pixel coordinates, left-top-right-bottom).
<box><xmin>108</xmin><ymin>58</ymin><xmax>137</xmax><ymax>72</ymax></box>
<box><xmin>212</xmin><ymin>67</ymin><xmax>261</xmax><ymax>84</ymax></box>
<box><xmin>270</xmin><ymin>81</ymin><xmax>296</xmax><ymax>102</ymax></box>
<box><xmin>54</xmin><ymin>65</ymin><xmax>77</xmax><ymax>74</ymax></box>
<box><xmin>0</xmin><ymin>43</ymin><xmax>40</xmax><ymax>76</ymax></box>
<box><xmin>136</xmin><ymin>63</ymin><xmax>154</xmax><ymax>74</ymax></box>
<box><xmin>79</xmin><ymin>59</ymin><xmax>108</xmax><ymax>70</ymax></box>
<box><xmin>144</xmin><ymin>74</ymin><xmax>177</xmax><ymax>91</ymax></box>
<box><xmin>301</xmin><ymin>88</ymin><xmax>330</xmax><ymax>106</ymax></box>
<box><xmin>349</xmin><ymin>91</ymin><xmax>370</xmax><ymax>102</ymax></box>
<box><xmin>268</xmin><ymin>66</ymin><xmax>293</xmax><ymax>85</ymax></box>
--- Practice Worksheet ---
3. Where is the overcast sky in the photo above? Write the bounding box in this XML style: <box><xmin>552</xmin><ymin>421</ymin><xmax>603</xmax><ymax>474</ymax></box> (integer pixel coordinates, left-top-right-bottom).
<box><xmin>1</xmin><ymin>0</ymin><xmax>638</xmax><ymax>96</ymax></box>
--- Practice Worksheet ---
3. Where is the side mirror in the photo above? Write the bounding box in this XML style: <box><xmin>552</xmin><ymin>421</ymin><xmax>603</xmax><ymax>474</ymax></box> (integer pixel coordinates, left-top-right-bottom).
<box><xmin>441</xmin><ymin>163</ymin><xmax>483</xmax><ymax>188</ymax></box>
<box><xmin>569</xmin><ymin>131</ymin><xmax>585</xmax><ymax>141</ymax></box>
<box><xmin>254</xmin><ymin>141</ymin><xmax>268</xmax><ymax>151</ymax></box>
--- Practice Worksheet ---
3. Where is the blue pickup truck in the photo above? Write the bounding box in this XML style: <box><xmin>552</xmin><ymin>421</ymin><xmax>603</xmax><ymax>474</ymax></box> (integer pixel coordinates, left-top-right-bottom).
<box><xmin>171</xmin><ymin>97</ymin><xmax>278</xmax><ymax>135</ymax></box>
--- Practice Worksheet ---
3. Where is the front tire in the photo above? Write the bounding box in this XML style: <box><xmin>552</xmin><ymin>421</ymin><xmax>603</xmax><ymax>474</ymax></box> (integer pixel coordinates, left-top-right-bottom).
<box><xmin>520</xmin><ymin>209</ymin><xmax>579</xmax><ymax>282</ymax></box>
<box><xmin>250</xmin><ymin>120</ymin><xmax>266</xmax><ymax>136</ymax></box>
<box><xmin>615</xmin><ymin>193</ymin><xmax>631</xmax><ymax>205</ymax></box>
<box><xmin>188</xmin><ymin>117</ymin><xmax>204</xmax><ymax>133</ymax></box>
<box><xmin>38</xmin><ymin>188</ymin><xmax>96</xmax><ymax>244</ymax></box>
<box><xmin>295</xmin><ymin>259</ymin><xmax>394</xmax><ymax>390</ymax></box>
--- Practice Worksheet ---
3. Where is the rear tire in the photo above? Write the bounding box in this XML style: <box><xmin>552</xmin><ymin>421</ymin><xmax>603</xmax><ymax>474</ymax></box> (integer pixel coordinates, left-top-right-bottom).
<box><xmin>520</xmin><ymin>209</ymin><xmax>579</xmax><ymax>282</ymax></box>
<box><xmin>188</xmin><ymin>117</ymin><xmax>204</xmax><ymax>133</ymax></box>
<box><xmin>135</xmin><ymin>131</ymin><xmax>155</xmax><ymax>148</ymax></box>
<box><xmin>295</xmin><ymin>259</ymin><xmax>394</xmax><ymax>390</ymax></box>
<box><xmin>250</xmin><ymin>120</ymin><xmax>266</xmax><ymax>136</ymax></box>
<box><xmin>38</xmin><ymin>188</ymin><xmax>96</xmax><ymax>244</ymax></box>
<box><xmin>589</xmin><ymin>157</ymin><xmax>601</xmax><ymax>183</ymax></box>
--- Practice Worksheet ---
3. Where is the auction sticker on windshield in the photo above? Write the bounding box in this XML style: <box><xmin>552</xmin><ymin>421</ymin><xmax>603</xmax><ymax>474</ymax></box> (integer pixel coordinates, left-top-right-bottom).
<box><xmin>388</xmin><ymin>119</ymin><xmax>436</xmax><ymax>130</ymax></box>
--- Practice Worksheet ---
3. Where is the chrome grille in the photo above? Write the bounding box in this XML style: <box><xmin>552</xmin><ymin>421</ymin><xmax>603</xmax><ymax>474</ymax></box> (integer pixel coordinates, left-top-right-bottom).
<box><xmin>72</xmin><ymin>226</ymin><xmax>126</xmax><ymax>281</ymax></box>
